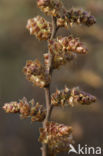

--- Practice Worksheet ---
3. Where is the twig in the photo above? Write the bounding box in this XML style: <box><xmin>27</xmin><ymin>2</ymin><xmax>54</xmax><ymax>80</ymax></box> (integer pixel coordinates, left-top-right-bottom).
<box><xmin>42</xmin><ymin>16</ymin><xmax>58</xmax><ymax>156</ymax></box>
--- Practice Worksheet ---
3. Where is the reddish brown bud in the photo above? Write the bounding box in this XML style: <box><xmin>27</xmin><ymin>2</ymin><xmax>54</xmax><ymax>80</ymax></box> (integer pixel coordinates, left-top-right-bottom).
<box><xmin>26</xmin><ymin>16</ymin><xmax>52</xmax><ymax>40</ymax></box>
<box><xmin>3</xmin><ymin>97</ymin><xmax>46</xmax><ymax>122</ymax></box>
<box><xmin>58</xmin><ymin>36</ymin><xmax>88</xmax><ymax>54</ymax></box>
<box><xmin>39</xmin><ymin>122</ymin><xmax>73</xmax><ymax>154</ymax></box>
<box><xmin>23</xmin><ymin>59</ymin><xmax>50</xmax><ymax>88</ymax></box>
<box><xmin>69</xmin><ymin>87</ymin><xmax>96</xmax><ymax>106</ymax></box>
<box><xmin>30</xmin><ymin>102</ymin><xmax>46</xmax><ymax>122</ymax></box>
<box><xmin>51</xmin><ymin>87</ymin><xmax>96</xmax><ymax>107</ymax></box>
<box><xmin>19</xmin><ymin>97</ymin><xmax>30</xmax><ymax>118</ymax></box>
<box><xmin>57</xmin><ymin>17</ymin><xmax>68</xmax><ymax>28</ymax></box>
<box><xmin>37</xmin><ymin>0</ymin><xmax>63</xmax><ymax>17</ymax></box>
<box><xmin>49</xmin><ymin>36</ymin><xmax>88</xmax><ymax>56</ymax></box>
<box><xmin>67</xmin><ymin>8</ymin><xmax>96</xmax><ymax>26</ymax></box>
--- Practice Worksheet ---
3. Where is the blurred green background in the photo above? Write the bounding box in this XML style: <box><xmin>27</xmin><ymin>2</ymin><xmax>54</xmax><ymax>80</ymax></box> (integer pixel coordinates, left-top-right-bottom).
<box><xmin>0</xmin><ymin>0</ymin><xmax>103</xmax><ymax>156</ymax></box>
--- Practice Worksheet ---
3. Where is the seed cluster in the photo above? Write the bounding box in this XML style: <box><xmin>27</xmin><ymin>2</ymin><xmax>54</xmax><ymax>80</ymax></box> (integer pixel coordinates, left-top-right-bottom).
<box><xmin>57</xmin><ymin>16</ymin><xmax>68</xmax><ymax>28</ymax></box>
<box><xmin>3</xmin><ymin>97</ymin><xmax>46</xmax><ymax>122</ymax></box>
<box><xmin>23</xmin><ymin>59</ymin><xmax>50</xmax><ymax>88</ymax></box>
<box><xmin>49</xmin><ymin>36</ymin><xmax>88</xmax><ymax>56</ymax></box>
<box><xmin>51</xmin><ymin>87</ymin><xmax>96</xmax><ymax>107</ymax></box>
<box><xmin>57</xmin><ymin>8</ymin><xmax>96</xmax><ymax>28</ymax></box>
<box><xmin>67</xmin><ymin>8</ymin><xmax>96</xmax><ymax>26</ymax></box>
<box><xmin>26</xmin><ymin>16</ymin><xmax>52</xmax><ymax>40</ymax></box>
<box><xmin>39</xmin><ymin>121</ymin><xmax>73</xmax><ymax>154</ymax></box>
<box><xmin>37</xmin><ymin>0</ymin><xmax>63</xmax><ymax>17</ymax></box>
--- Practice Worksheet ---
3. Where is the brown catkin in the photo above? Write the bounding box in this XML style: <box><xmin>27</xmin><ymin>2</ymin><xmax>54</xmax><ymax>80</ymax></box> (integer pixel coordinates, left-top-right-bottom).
<box><xmin>3</xmin><ymin>97</ymin><xmax>46</xmax><ymax>122</ymax></box>
<box><xmin>26</xmin><ymin>16</ymin><xmax>52</xmax><ymax>40</ymax></box>
<box><xmin>37</xmin><ymin>0</ymin><xmax>63</xmax><ymax>17</ymax></box>
<box><xmin>39</xmin><ymin>121</ymin><xmax>73</xmax><ymax>154</ymax></box>
<box><xmin>23</xmin><ymin>59</ymin><xmax>50</xmax><ymax>88</ymax></box>
<box><xmin>51</xmin><ymin>87</ymin><xmax>96</xmax><ymax>107</ymax></box>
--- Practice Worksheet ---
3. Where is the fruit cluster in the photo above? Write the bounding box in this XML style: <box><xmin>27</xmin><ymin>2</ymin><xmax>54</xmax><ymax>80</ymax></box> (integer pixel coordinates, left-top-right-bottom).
<box><xmin>24</xmin><ymin>59</ymin><xmax>50</xmax><ymax>88</ymax></box>
<box><xmin>39</xmin><ymin>121</ymin><xmax>73</xmax><ymax>154</ymax></box>
<box><xmin>51</xmin><ymin>87</ymin><xmax>96</xmax><ymax>107</ymax></box>
<box><xmin>26</xmin><ymin>16</ymin><xmax>52</xmax><ymax>40</ymax></box>
<box><xmin>37</xmin><ymin>0</ymin><xmax>63</xmax><ymax>17</ymax></box>
<box><xmin>3</xmin><ymin>97</ymin><xmax>46</xmax><ymax>122</ymax></box>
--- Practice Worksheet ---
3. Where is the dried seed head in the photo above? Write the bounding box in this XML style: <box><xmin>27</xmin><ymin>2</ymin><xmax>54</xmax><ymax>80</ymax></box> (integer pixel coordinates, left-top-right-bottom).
<box><xmin>51</xmin><ymin>87</ymin><xmax>96</xmax><ymax>107</ymax></box>
<box><xmin>3</xmin><ymin>97</ymin><xmax>46</xmax><ymax>122</ymax></box>
<box><xmin>39</xmin><ymin>122</ymin><xmax>73</xmax><ymax>154</ymax></box>
<box><xmin>67</xmin><ymin>8</ymin><xmax>96</xmax><ymax>26</ymax></box>
<box><xmin>26</xmin><ymin>16</ymin><xmax>52</xmax><ymax>40</ymax></box>
<box><xmin>23</xmin><ymin>59</ymin><xmax>50</xmax><ymax>88</ymax></box>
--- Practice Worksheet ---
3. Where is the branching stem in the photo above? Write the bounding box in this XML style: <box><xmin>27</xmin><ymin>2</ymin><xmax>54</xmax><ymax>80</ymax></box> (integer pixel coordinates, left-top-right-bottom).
<box><xmin>42</xmin><ymin>16</ymin><xmax>58</xmax><ymax>156</ymax></box>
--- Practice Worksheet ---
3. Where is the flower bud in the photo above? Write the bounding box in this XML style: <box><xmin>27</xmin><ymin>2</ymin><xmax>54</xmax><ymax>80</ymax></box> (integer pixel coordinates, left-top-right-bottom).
<box><xmin>30</xmin><ymin>102</ymin><xmax>46</xmax><ymax>122</ymax></box>
<box><xmin>51</xmin><ymin>87</ymin><xmax>96</xmax><ymax>107</ymax></box>
<box><xmin>37</xmin><ymin>0</ymin><xmax>63</xmax><ymax>17</ymax></box>
<box><xmin>26</xmin><ymin>16</ymin><xmax>52</xmax><ymax>40</ymax></box>
<box><xmin>67</xmin><ymin>8</ymin><xmax>96</xmax><ymax>26</ymax></box>
<box><xmin>23</xmin><ymin>59</ymin><xmax>50</xmax><ymax>88</ymax></box>
<box><xmin>39</xmin><ymin>121</ymin><xmax>73</xmax><ymax>154</ymax></box>
<box><xmin>3</xmin><ymin>97</ymin><xmax>46</xmax><ymax>122</ymax></box>
<box><xmin>19</xmin><ymin>97</ymin><xmax>30</xmax><ymax>118</ymax></box>
<box><xmin>57</xmin><ymin>17</ymin><xmax>68</xmax><ymax>28</ymax></box>
<box><xmin>58</xmin><ymin>36</ymin><xmax>88</xmax><ymax>54</ymax></box>
<box><xmin>69</xmin><ymin>87</ymin><xmax>96</xmax><ymax>106</ymax></box>
<box><xmin>49</xmin><ymin>36</ymin><xmax>88</xmax><ymax>56</ymax></box>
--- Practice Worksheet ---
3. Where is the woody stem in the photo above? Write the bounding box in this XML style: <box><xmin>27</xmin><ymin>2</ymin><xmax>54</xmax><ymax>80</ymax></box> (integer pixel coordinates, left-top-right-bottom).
<box><xmin>42</xmin><ymin>17</ymin><xmax>57</xmax><ymax>156</ymax></box>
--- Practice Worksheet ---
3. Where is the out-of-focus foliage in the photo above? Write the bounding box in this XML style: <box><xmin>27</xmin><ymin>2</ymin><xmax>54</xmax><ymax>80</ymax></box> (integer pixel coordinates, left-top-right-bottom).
<box><xmin>0</xmin><ymin>0</ymin><xmax>103</xmax><ymax>156</ymax></box>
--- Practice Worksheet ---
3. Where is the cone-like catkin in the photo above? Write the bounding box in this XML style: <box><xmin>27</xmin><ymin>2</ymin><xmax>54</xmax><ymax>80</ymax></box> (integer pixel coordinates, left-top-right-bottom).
<box><xmin>39</xmin><ymin>121</ymin><xmax>73</xmax><ymax>154</ymax></box>
<box><xmin>67</xmin><ymin>8</ymin><xmax>96</xmax><ymax>26</ymax></box>
<box><xmin>23</xmin><ymin>59</ymin><xmax>50</xmax><ymax>88</ymax></box>
<box><xmin>26</xmin><ymin>16</ymin><xmax>52</xmax><ymax>40</ymax></box>
<box><xmin>48</xmin><ymin>36</ymin><xmax>88</xmax><ymax>60</ymax></box>
<box><xmin>51</xmin><ymin>87</ymin><xmax>96</xmax><ymax>107</ymax></box>
<box><xmin>57</xmin><ymin>8</ymin><xmax>96</xmax><ymax>28</ymax></box>
<box><xmin>37</xmin><ymin>0</ymin><xmax>63</xmax><ymax>17</ymax></box>
<box><xmin>3</xmin><ymin>97</ymin><xmax>46</xmax><ymax>122</ymax></box>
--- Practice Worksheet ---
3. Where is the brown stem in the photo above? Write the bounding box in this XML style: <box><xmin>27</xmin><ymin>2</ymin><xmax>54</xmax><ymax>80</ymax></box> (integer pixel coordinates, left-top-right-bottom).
<box><xmin>42</xmin><ymin>17</ymin><xmax>58</xmax><ymax>156</ymax></box>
